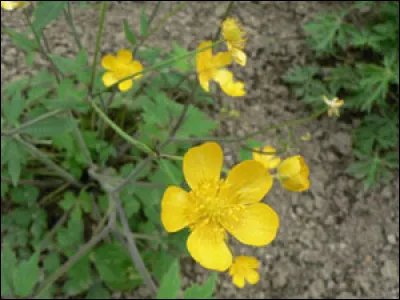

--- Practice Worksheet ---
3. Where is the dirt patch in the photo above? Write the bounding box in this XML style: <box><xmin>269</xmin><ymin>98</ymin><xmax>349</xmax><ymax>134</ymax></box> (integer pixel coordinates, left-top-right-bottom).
<box><xmin>1</xmin><ymin>2</ymin><xmax>399</xmax><ymax>299</ymax></box>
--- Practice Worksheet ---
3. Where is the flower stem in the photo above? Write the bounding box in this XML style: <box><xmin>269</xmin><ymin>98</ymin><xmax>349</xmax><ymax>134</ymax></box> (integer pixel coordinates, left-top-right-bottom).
<box><xmin>89</xmin><ymin>1</ymin><xmax>108</xmax><ymax>95</ymax></box>
<box><xmin>91</xmin><ymin>101</ymin><xmax>154</xmax><ymax>155</ymax></box>
<box><xmin>15</xmin><ymin>136</ymin><xmax>82</xmax><ymax>188</ymax></box>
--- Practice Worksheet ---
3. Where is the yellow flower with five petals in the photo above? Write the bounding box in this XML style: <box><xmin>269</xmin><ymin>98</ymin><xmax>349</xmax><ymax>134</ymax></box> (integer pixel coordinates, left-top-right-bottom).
<box><xmin>229</xmin><ymin>256</ymin><xmax>260</xmax><ymax>288</ymax></box>
<box><xmin>196</xmin><ymin>41</ymin><xmax>245</xmax><ymax>97</ymax></box>
<box><xmin>161</xmin><ymin>142</ymin><xmax>279</xmax><ymax>271</ymax></box>
<box><xmin>101</xmin><ymin>49</ymin><xmax>143</xmax><ymax>92</ymax></box>
<box><xmin>222</xmin><ymin>18</ymin><xmax>247</xmax><ymax>66</ymax></box>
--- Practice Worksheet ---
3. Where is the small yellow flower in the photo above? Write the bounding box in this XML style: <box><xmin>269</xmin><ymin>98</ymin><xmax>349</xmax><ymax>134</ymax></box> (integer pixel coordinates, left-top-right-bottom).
<box><xmin>300</xmin><ymin>132</ymin><xmax>312</xmax><ymax>142</ymax></box>
<box><xmin>252</xmin><ymin>146</ymin><xmax>281</xmax><ymax>170</ymax></box>
<box><xmin>1</xmin><ymin>1</ymin><xmax>27</xmax><ymax>10</ymax></box>
<box><xmin>323</xmin><ymin>95</ymin><xmax>344</xmax><ymax>117</ymax></box>
<box><xmin>229</xmin><ymin>256</ymin><xmax>260</xmax><ymax>288</ymax></box>
<box><xmin>101</xmin><ymin>49</ymin><xmax>143</xmax><ymax>92</ymax></box>
<box><xmin>222</xmin><ymin>18</ymin><xmax>247</xmax><ymax>66</ymax></box>
<box><xmin>196</xmin><ymin>41</ymin><xmax>245</xmax><ymax>97</ymax></box>
<box><xmin>277</xmin><ymin>156</ymin><xmax>310</xmax><ymax>192</ymax></box>
<box><xmin>161</xmin><ymin>142</ymin><xmax>279</xmax><ymax>271</ymax></box>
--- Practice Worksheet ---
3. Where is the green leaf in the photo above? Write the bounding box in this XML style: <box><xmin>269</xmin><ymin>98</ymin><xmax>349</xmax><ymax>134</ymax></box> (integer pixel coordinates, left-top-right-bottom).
<box><xmin>86</xmin><ymin>283</ymin><xmax>111</xmax><ymax>299</ymax></box>
<box><xmin>10</xmin><ymin>186</ymin><xmax>40</xmax><ymax>205</ymax></box>
<box><xmin>1</xmin><ymin>245</ymin><xmax>17</xmax><ymax>297</ymax></box>
<box><xmin>6</xmin><ymin>29</ymin><xmax>39</xmax><ymax>52</ymax></box>
<box><xmin>4</xmin><ymin>91</ymin><xmax>24</xmax><ymax>125</ymax></box>
<box><xmin>26</xmin><ymin>52</ymin><xmax>35</xmax><ymax>66</ymax></box>
<box><xmin>239</xmin><ymin>140</ymin><xmax>263</xmax><ymax>161</ymax></box>
<box><xmin>20</xmin><ymin>117</ymin><xmax>76</xmax><ymax>138</ymax></box>
<box><xmin>183</xmin><ymin>273</ymin><xmax>218</xmax><ymax>299</ymax></box>
<box><xmin>171</xmin><ymin>43</ymin><xmax>191</xmax><ymax>72</ymax></box>
<box><xmin>140</xmin><ymin>7</ymin><xmax>148</xmax><ymax>37</ymax></box>
<box><xmin>8</xmin><ymin>156</ymin><xmax>21</xmax><ymax>187</ymax></box>
<box><xmin>32</xmin><ymin>1</ymin><xmax>67</xmax><ymax>32</ymax></box>
<box><xmin>92</xmin><ymin>243</ymin><xmax>141</xmax><ymax>291</ymax></box>
<box><xmin>13</xmin><ymin>252</ymin><xmax>40</xmax><ymax>297</ymax></box>
<box><xmin>63</xmin><ymin>255</ymin><xmax>92</xmax><ymax>296</ymax></box>
<box><xmin>124</xmin><ymin>20</ymin><xmax>136</xmax><ymax>46</ymax></box>
<box><xmin>78</xmin><ymin>191</ymin><xmax>92</xmax><ymax>213</ymax></box>
<box><xmin>43</xmin><ymin>253</ymin><xmax>61</xmax><ymax>276</ymax></box>
<box><xmin>156</xmin><ymin>259</ymin><xmax>181</xmax><ymax>299</ymax></box>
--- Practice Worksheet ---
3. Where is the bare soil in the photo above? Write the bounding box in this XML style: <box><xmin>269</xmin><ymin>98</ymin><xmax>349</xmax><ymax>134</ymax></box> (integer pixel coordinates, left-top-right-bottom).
<box><xmin>1</xmin><ymin>2</ymin><xmax>399</xmax><ymax>299</ymax></box>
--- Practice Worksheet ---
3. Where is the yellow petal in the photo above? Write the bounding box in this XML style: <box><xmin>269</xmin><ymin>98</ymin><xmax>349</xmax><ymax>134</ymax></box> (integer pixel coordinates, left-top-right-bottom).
<box><xmin>161</xmin><ymin>186</ymin><xmax>191</xmax><ymax>232</ymax></box>
<box><xmin>128</xmin><ymin>61</ymin><xmax>143</xmax><ymax>79</ymax></box>
<box><xmin>224</xmin><ymin>160</ymin><xmax>273</xmax><ymax>205</ymax></box>
<box><xmin>196</xmin><ymin>41</ymin><xmax>213</xmax><ymax>73</ymax></box>
<box><xmin>213</xmin><ymin>52</ymin><xmax>233</xmax><ymax>69</ymax></box>
<box><xmin>278</xmin><ymin>156</ymin><xmax>310</xmax><ymax>192</ymax></box>
<box><xmin>117</xmin><ymin>49</ymin><xmax>133</xmax><ymax>63</ymax></box>
<box><xmin>118</xmin><ymin>79</ymin><xmax>133</xmax><ymax>92</ymax></box>
<box><xmin>187</xmin><ymin>223</ymin><xmax>232</xmax><ymax>271</ymax></box>
<box><xmin>332</xmin><ymin>99</ymin><xmax>344</xmax><ymax>108</ymax></box>
<box><xmin>252</xmin><ymin>146</ymin><xmax>281</xmax><ymax>170</ymax></box>
<box><xmin>246</xmin><ymin>269</ymin><xmax>260</xmax><ymax>285</ymax></box>
<box><xmin>222</xmin><ymin>203</ymin><xmax>279</xmax><ymax>246</ymax></box>
<box><xmin>232</xmin><ymin>275</ymin><xmax>246</xmax><ymax>288</ymax></box>
<box><xmin>198</xmin><ymin>72</ymin><xmax>211</xmax><ymax>92</ymax></box>
<box><xmin>102</xmin><ymin>72</ymin><xmax>118</xmax><ymax>87</ymax></box>
<box><xmin>183</xmin><ymin>142</ymin><xmax>223</xmax><ymax>190</ymax></box>
<box><xmin>240</xmin><ymin>256</ymin><xmax>260</xmax><ymax>269</ymax></box>
<box><xmin>101</xmin><ymin>55</ymin><xmax>116</xmax><ymax>70</ymax></box>
<box><xmin>213</xmin><ymin>70</ymin><xmax>246</xmax><ymax>97</ymax></box>
<box><xmin>232</xmin><ymin>48</ymin><xmax>247</xmax><ymax>66</ymax></box>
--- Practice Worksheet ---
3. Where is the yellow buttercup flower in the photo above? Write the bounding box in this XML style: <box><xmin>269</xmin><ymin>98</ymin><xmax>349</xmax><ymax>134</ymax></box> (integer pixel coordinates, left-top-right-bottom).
<box><xmin>1</xmin><ymin>1</ymin><xmax>27</xmax><ymax>10</ymax></box>
<box><xmin>196</xmin><ymin>41</ymin><xmax>246</xmax><ymax>97</ymax></box>
<box><xmin>277</xmin><ymin>156</ymin><xmax>310</xmax><ymax>192</ymax></box>
<box><xmin>229</xmin><ymin>256</ymin><xmax>260</xmax><ymax>288</ymax></box>
<box><xmin>222</xmin><ymin>18</ymin><xmax>247</xmax><ymax>66</ymax></box>
<box><xmin>161</xmin><ymin>142</ymin><xmax>279</xmax><ymax>271</ymax></box>
<box><xmin>252</xmin><ymin>146</ymin><xmax>281</xmax><ymax>170</ymax></box>
<box><xmin>101</xmin><ymin>49</ymin><xmax>143</xmax><ymax>92</ymax></box>
<box><xmin>323</xmin><ymin>95</ymin><xmax>344</xmax><ymax>117</ymax></box>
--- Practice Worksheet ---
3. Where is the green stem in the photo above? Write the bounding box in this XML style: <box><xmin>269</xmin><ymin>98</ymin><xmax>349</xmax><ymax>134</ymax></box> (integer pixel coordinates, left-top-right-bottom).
<box><xmin>91</xmin><ymin>101</ymin><xmax>154</xmax><ymax>154</ymax></box>
<box><xmin>173</xmin><ymin>108</ymin><xmax>327</xmax><ymax>143</ymax></box>
<box><xmin>1</xmin><ymin>109</ymin><xmax>65</xmax><ymax>137</ymax></box>
<box><xmin>15</xmin><ymin>136</ymin><xmax>82</xmax><ymax>188</ymax></box>
<box><xmin>65</xmin><ymin>2</ymin><xmax>84</xmax><ymax>51</ymax></box>
<box><xmin>89</xmin><ymin>2</ymin><xmax>108</xmax><ymax>94</ymax></box>
<box><xmin>68</xmin><ymin>111</ymin><xmax>94</xmax><ymax>167</ymax></box>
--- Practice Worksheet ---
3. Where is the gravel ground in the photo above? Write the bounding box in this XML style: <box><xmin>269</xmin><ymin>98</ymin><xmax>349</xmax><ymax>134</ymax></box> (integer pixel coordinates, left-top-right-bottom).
<box><xmin>1</xmin><ymin>2</ymin><xmax>399</xmax><ymax>299</ymax></box>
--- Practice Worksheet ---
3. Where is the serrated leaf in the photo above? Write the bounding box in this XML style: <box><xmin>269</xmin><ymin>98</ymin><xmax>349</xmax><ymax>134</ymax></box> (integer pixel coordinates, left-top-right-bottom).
<box><xmin>32</xmin><ymin>2</ymin><xmax>67</xmax><ymax>32</ymax></box>
<box><xmin>156</xmin><ymin>259</ymin><xmax>181</xmax><ymax>299</ymax></box>
<box><xmin>63</xmin><ymin>255</ymin><xmax>91</xmax><ymax>296</ymax></box>
<box><xmin>4</xmin><ymin>91</ymin><xmax>24</xmax><ymax>125</ymax></box>
<box><xmin>124</xmin><ymin>20</ymin><xmax>136</xmax><ymax>46</ymax></box>
<box><xmin>6</xmin><ymin>28</ymin><xmax>39</xmax><ymax>52</ymax></box>
<box><xmin>13</xmin><ymin>252</ymin><xmax>40</xmax><ymax>297</ymax></box>
<box><xmin>1</xmin><ymin>244</ymin><xmax>17</xmax><ymax>296</ymax></box>
<box><xmin>183</xmin><ymin>273</ymin><xmax>218</xmax><ymax>299</ymax></box>
<box><xmin>92</xmin><ymin>243</ymin><xmax>141</xmax><ymax>291</ymax></box>
<box><xmin>43</xmin><ymin>253</ymin><xmax>61</xmax><ymax>276</ymax></box>
<box><xmin>20</xmin><ymin>117</ymin><xmax>76</xmax><ymax>138</ymax></box>
<box><xmin>86</xmin><ymin>283</ymin><xmax>111</xmax><ymax>299</ymax></box>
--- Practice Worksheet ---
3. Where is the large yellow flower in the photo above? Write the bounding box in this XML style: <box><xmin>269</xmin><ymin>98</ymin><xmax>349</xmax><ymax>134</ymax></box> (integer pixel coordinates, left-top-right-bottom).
<box><xmin>229</xmin><ymin>256</ymin><xmax>260</xmax><ymax>288</ymax></box>
<box><xmin>277</xmin><ymin>156</ymin><xmax>310</xmax><ymax>192</ymax></box>
<box><xmin>101</xmin><ymin>49</ymin><xmax>143</xmax><ymax>92</ymax></box>
<box><xmin>196</xmin><ymin>41</ymin><xmax>245</xmax><ymax>97</ymax></box>
<box><xmin>161</xmin><ymin>142</ymin><xmax>279</xmax><ymax>271</ymax></box>
<box><xmin>252</xmin><ymin>146</ymin><xmax>281</xmax><ymax>170</ymax></box>
<box><xmin>1</xmin><ymin>1</ymin><xmax>27</xmax><ymax>10</ymax></box>
<box><xmin>222</xmin><ymin>18</ymin><xmax>247</xmax><ymax>66</ymax></box>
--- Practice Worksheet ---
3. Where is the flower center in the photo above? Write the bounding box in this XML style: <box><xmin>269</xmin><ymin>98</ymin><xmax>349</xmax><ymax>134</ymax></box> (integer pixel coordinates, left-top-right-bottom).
<box><xmin>188</xmin><ymin>179</ymin><xmax>243</xmax><ymax>229</ymax></box>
